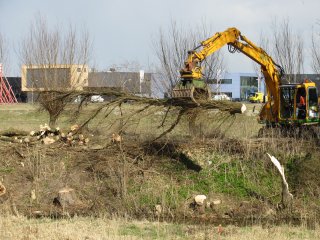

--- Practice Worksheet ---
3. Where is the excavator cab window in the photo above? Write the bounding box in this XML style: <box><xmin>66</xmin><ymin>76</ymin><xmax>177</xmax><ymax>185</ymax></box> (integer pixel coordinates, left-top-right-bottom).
<box><xmin>308</xmin><ymin>87</ymin><xmax>319</xmax><ymax>119</ymax></box>
<box><xmin>308</xmin><ymin>88</ymin><xmax>318</xmax><ymax>108</ymax></box>
<box><xmin>296</xmin><ymin>87</ymin><xmax>306</xmax><ymax>119</ymax></box>
<box><xmin>279</xmin><ymin>86</ymin><xmax>295</xmax><ymax>119</ymax></box>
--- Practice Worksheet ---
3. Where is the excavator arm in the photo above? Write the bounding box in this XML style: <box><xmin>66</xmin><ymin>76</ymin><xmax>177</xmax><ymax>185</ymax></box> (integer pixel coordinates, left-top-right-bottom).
<box><xmin>228</xmin><ymin>36</ymin><xmax>283</xmax><ymax>122</ymax></box>
<box><xmin>180</xmin><ymin>28</ymin><xmax>241</xmax><ymax>79</ymax></box>
<box><xmin>176</xmin><ymin>27</ymin><xmax>284</xmax><ymax>122</ymax></box>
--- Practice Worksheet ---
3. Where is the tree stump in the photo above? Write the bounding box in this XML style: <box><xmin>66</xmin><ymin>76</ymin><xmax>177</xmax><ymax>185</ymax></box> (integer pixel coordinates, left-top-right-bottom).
<box><xmin>53</xmin><ymin>187</ymin><xmax>79</xmax><ymax>208</ymax></box>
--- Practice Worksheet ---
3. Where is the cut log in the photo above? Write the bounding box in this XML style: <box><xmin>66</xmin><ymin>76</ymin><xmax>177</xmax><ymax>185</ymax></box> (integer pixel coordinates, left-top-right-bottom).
<box><xmin>42</xmin><ymin>137</ymin><xmax>56</xmax><ymax>145</ymax></box>
<box><xmin>78</xmin><ymin>134</ymin><xmax>84</xmax><ymax>141</ymax></box>
<box><xmin>111</xmin><ymin>133</ymin><xmax>122</xmax><ymax>143</ymax></box>
<box><xmin>70</xmin><ymin>124</ymin><xmax>79</xmax><ymax>132</ymax></box>
<box><xmin>0</xmin><ymin>136</ymin><xmax>14</xmax><ymax>142</ymax></box>
<box><xmin>23</xmin><ymin>136</ymin><xmax>39</xmax><ymax>143</ymax></box>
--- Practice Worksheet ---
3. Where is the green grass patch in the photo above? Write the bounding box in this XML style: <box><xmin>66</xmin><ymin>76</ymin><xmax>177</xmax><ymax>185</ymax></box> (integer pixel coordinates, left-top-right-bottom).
<box><xmin>0</xmin><ymin>167</ymin><xmax>14</xmax><ymax>173</ymax></box>
<box><xmin>119</xmin><ymin>223</ymin><xmax>187</xmax><ymax>239</ymax></box>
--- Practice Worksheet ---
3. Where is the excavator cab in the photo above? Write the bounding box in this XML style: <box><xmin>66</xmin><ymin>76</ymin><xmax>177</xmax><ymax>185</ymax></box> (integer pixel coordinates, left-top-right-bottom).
<box><xmin>278</xmin><ymin>81</ymin><xmax>319</xmax><ymax>125</ymax></box>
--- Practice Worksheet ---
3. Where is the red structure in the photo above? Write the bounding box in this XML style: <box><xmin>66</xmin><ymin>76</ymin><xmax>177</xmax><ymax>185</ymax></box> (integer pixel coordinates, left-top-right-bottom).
<box><xmin>0</xmin><ymin>64</ymin><xmax>17</xmax><ymax>103</ymax></box>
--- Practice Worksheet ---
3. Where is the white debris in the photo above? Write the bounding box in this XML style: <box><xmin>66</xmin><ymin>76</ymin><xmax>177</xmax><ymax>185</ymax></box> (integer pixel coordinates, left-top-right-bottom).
<box><xmin>194</xmin><ymin>195</ymin><xmax>207</xmax><ymax>206</ymax></box>
<box><xmin>31</xmin><ymin>189</ymin><xmax>36</xmax><ymax>201</ymax></box>
<box><xmin>155</xmin><ymin>204</ymin><xmax>162</xmax><ymax>216</ymax></box>
<box><xmin>241</xmin><ymin>104</ymin><xmax>247</xmax><ymax>113</ymax></box>
<box><xmin>267</xmin><ymin>153</ymin><xmax>293</xmax><ymax>207</ymax></box>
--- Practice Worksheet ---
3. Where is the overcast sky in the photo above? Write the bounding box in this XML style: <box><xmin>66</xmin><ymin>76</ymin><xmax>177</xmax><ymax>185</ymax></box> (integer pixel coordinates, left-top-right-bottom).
<box><xmin>1</xmin><ymin>0</ymin><xmax>319</xmax><ymax>75</ymax></box>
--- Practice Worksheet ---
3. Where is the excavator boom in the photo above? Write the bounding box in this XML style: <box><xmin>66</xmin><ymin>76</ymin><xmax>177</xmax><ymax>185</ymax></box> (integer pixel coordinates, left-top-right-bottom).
<box><xmin>172</xmin><ymin>27</ymin><xmax>319</xmax><ymax>126</ymax></box>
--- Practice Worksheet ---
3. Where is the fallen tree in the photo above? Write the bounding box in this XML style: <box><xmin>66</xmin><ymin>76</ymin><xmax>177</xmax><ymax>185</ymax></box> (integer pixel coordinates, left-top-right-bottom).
<box><xmin>80</xmin><ymin>87</ymin><xmax>245</xmax><ymax>114</ymax></box>
<box><xmin>76</xmin><ymin>88</ymin><xmax>245</xmax><ymax>140</ymax></box>
<box><xmin>33</xmin><ymin>88</ymin><xmax>245</xmax><ymax>141</ymax></box>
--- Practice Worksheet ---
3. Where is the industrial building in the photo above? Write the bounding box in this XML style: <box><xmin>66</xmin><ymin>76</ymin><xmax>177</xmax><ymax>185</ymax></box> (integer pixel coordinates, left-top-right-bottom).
<box><xmin>209</xmin><ymin>73</ymin><xmax>320</xmax><ymax>101</ymax></box>
<box><xmin>88</xmin><ymin>69</ymin><xmax>151</xmax><ymax>97</ymax></box>
<box><xmin>209</xmin><ymin>72</ymin><xmax>264</xmax><ymax>101</ymax></box>
<box><xmin>21</xmin><ymin>64</ymin><xmax>89</xmax><ymax>92</ymax></box>
<box><xmin>20</xmin><ymin>65</ymin><xmax>152</xmax><ymax>102</ymax></box>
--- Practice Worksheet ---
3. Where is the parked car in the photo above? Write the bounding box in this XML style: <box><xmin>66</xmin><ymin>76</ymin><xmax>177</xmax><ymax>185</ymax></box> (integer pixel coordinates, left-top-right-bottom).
<box><xmin>90</xmin><ymin>95</ymin><xmax>104</xmax><ymax>103</ymax></box>
<box><xmin>212</xmin><ymin>94</ymin><xmax>231</xmax><ymax>101</ymax></box>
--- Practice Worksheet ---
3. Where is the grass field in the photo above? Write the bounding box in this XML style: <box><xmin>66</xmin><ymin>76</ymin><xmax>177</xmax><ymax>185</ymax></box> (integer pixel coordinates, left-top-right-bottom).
<box><xmin>1</xmin><ymin>102</ymin><xmax>320</xmax><ymax>239</ymax></box>
<box><xmin>1</xmin><ymin>215</ymin><xmax>319</xmax><ymax>240</ymax></box>
<box><xmin>0</xmin><ymin>102</ymin><xmax>262</xmax><ymax>139</ymax></box>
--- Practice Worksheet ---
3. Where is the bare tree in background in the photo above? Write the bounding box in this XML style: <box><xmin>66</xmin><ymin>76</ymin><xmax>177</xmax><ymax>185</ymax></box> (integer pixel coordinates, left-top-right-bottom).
<box><xmin>311</xmin><ymin>21</ymin><xmax>320</xmax><ymax>74</ymax></box>
<box><xmin>270</xmin><ymin>19</ymin><xmax>304</xmax><ymax>83</ymax></box>
<box><xmin>19</xmin><ymin>16</ymin><xmax>92</xmax><ymax>127</ymax></box>
<box><xmin>252</xmin><ymin>32</ymin><xmax>271</xmax><ymax>75</ymax></box>
<box><xmin>0</xmin><ymin>33</ymin><xmax>9</xmax><ymax>72</ymax></box>
<box><xmin>152</xmin><ymin>20</ymin><xmax>225</xmax><ymax>97</ymax></box>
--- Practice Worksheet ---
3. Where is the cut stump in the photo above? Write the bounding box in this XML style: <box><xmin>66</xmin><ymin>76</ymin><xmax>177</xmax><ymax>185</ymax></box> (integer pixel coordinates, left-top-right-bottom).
<box><xmin>53</xmin><ymin>187</ymin><xmax>79</xmax><ymax>208</ymax></box>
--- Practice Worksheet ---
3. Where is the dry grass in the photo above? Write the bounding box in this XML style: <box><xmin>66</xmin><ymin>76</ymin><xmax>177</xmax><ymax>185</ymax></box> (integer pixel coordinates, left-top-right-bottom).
<box><xmin>0</xmin><ymin>215</ymin><xmax>319</xmax><ymax>240</ymax></box>
<box><xmin>0</xmin><ymin>102</ymin><xmax>261</xmax><ymax>141</ymax></box>
<box><xmin>1</xmin><ymin>103</ymin><xmax>320</xmax><ymax>239</ymax></box>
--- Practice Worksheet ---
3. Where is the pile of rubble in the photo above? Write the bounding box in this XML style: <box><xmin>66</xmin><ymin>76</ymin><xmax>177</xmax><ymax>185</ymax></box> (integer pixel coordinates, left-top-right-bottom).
<box><xmin>0</xmin><ymin>124</ymin><xmax>89</xmax><ymax>146</ymax></box>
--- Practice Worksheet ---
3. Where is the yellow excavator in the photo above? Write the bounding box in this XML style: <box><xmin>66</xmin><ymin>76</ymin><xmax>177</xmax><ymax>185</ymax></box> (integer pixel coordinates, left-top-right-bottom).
<box><xmin>172</xmin><ymin>27</ymin><xmax>319</xmax><ymax>129</ymax></box>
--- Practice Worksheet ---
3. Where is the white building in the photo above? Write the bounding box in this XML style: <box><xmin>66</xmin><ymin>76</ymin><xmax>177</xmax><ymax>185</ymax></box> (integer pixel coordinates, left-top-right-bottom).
<box><xmin>151</xmin><ymin>72</ymin><xmax>267</xmax><ymax>100</ymax></box>
<box><xmin>209</xmin><ymin>72</ymin><xmax>265</xmax><ymax>101</ymax></box>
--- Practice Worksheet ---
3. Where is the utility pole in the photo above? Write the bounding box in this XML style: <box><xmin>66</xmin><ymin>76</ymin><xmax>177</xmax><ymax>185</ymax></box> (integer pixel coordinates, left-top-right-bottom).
<box><xmin>139</xmin><ymin>70</ymin><xmax>144</xmax><ymax>96</ymax></box>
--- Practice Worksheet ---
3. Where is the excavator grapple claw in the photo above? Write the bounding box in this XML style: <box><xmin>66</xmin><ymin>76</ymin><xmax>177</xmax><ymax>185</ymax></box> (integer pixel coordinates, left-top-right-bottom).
<box><xmin>171</xmin><ymin>85</ymin><xmax>211</xmax><ymax>104</ymax></box>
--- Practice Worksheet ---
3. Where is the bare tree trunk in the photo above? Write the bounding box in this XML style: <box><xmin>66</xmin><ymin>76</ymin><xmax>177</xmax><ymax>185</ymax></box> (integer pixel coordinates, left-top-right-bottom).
<box><xmin>19</xmin><ymin>15</ymin><xmax>92</xmax><ymax>126</ymax></box>
<box><xmin>118</xmin><ymin>103</ymin><xmax>124</xmax><ymax>134</ymax></box>
<box><xmin>188</xmin><ymin>110</ymin><xmax>200</xmax><ymax>137</ymax></box>
<box><xmin>0</xmin><ymin>33</ymin><xmax>10</xmax><ymax>74</ymax></box>
<box><xmin>49</xmin><ymin>113</ymin><xmax>58</xmax><ymax>128</ymax></box>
